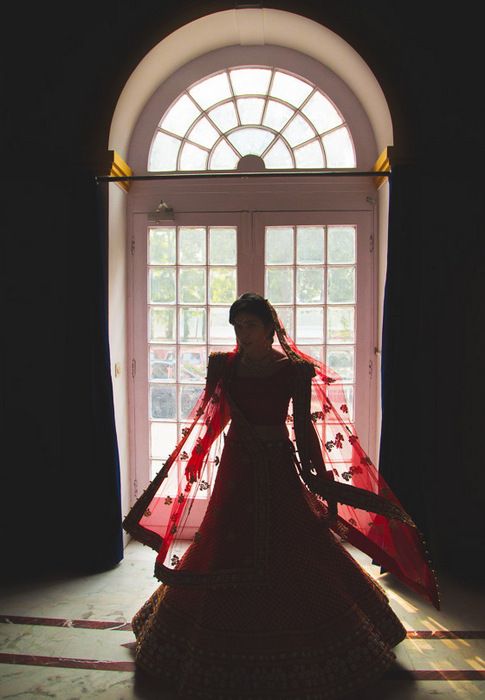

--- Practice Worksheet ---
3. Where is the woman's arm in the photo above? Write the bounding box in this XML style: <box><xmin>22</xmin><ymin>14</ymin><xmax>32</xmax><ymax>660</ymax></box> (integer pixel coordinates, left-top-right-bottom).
<box><xmin>308</xmin><ymin>421</ymin><xmax>334</xmax><ymax>480</ymax></box>
<box><xmin>203</xmin><ymin>351</ymin><xmax>226</xmax><ymax>401</ymax></box>
<box><xmin>292</xmin><ymin>360</ymin><xmax>334</xmax><ymax>480</ymax></box>
<box><xmin>184</xmin><ymin>352</ymin><xmax>230</xmax><ymax>481</ymax></box>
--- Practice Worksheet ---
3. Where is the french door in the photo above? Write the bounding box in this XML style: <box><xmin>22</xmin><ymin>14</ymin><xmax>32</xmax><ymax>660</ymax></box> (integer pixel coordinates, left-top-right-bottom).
<box><xmin>131</xmin><ymin>211</ymin><xmax>244</xmax><ymax>532</ymax></box>
<box><xmin>130</xmin><ymin>202</ymin><xmax>375</xmax><ymax>533</ymax></box>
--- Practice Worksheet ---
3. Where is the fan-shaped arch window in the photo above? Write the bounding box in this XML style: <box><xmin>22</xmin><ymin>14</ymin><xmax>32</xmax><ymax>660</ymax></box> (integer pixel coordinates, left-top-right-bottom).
<box><xmin>148</xmin><ymin>67</ymin><xmax>356</xmax><ymax>172</ymax></box>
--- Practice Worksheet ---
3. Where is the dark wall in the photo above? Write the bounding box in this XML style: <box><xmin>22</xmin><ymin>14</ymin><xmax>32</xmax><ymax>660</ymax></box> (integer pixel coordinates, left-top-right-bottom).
<box><xmin>1</xmin><ymin>1</ymin><xmax>483</xmax><ymax>578</ymax></box>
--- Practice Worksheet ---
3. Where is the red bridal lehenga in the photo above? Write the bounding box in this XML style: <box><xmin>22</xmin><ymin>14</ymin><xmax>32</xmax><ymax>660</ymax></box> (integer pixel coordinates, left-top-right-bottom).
<box><xmin>123</xmin><ymin>313</ymin><xmax>439</xmax><ymax>700</ymax></box>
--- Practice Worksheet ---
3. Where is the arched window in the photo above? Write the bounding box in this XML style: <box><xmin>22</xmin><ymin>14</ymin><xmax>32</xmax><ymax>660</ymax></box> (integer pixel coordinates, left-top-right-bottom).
<box><xmin>148</xmin><ymin>67</ymin><xmax>355</xmax><ymax>172</ymax></box>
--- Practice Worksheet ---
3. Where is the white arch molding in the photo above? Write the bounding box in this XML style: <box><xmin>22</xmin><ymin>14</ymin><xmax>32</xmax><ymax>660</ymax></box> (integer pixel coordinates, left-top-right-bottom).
<box><xmin>109</xmin><ymin>9</ymin><xmax>393</xmax><ymax>155</ymax></box>
<box><xmin>108</xmin><ymin>9</ymin><xmax>392</xmax><ymax>533</ymax></box>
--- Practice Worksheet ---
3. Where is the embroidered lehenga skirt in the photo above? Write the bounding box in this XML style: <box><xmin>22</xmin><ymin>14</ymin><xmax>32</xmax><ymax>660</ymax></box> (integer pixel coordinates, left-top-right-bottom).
<box><xmin>130</xmin><ymin>430</ymin><xmax>406</xmax><ymax>699</ymax></box>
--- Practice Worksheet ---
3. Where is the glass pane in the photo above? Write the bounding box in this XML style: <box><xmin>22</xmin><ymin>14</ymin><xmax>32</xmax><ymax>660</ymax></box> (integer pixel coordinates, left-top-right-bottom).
<box><xmin>179</xmin><ymin>142</ymin><xmax>208</xmax><ymax>170</ymax></box>
<box><xmin>327</xmin><ymin>306</ymin><xmax>355</xmax><ymax>344</ymax></box>
<box><xmin>178</xmin><ymin>422</ymin><xmax>192</xmax><ymax>440</ymax></box>
<box><xmin>325</xmin><ymin>419</ymin><xmax>354</xmax><ymax>453</ymax></box>
<box><xmin>326</xmin><ymin>347</ymin><xmax>354</xmax><ymax>381</ymax></box>
<box><xmin>150</xmin><ymin>307</ymin><xmax>176</xmax><ymax>342</ymax></box>
<box><xmin>273</xmin><ymin>306</ymin><xmax>293</xmax><ymax>338</ymax></box>
<box><xmin>262</xmin><ymin>100</ymin><xmax>294</xmax><ymax>131</ymax></box>
<box><xmin>313</xmin><ymin>422</ymin><xmax>324</xmax><ymax>443</ymax></box>
<box><xmin>208</xmin><ymin>102</ymin><xmax>238</xmax><ymax>131</ymax></box>
<box><xmin>209</xmin><ymin>345</ymin><xmax>234</xmax><ymax>355</ymax></box>
<box><xmin>327</xmin><ymin>267</ymin><xmax>355</xmax><ymax>303</ymax></box>
<box><xmin>180</xmin><ymin>385</ymin><xmax>203</xmax><ymax>420</ymax></box>
<box><xmin>209</xmin><ymin>227</ymin><xmax>237</xmax><ymax>265</ymax></box>
<box><xmin>296</xmin><ymin>307</ymin><xmax>324</xmax><ymax>344</ymax></box>
<box><xmin>343</xmin><ymin>385</ymin><xmax>354</xmax><ymax>421</ymax></box>
<box><xmin>281</xmin><ymin>113</ymin><xmax>316</xmax><ymax>147</ymax></box>
<box><xmin>179</xmin><ymin>268</ymin><xmax>206</xmax><ymax>304</ymax></box>
<box><xmin>266</xmin><ymin>268</ymin><xmax>293</xmax><ymax>304</ymax></box>
<box><xmin>188</xmin><ymin>117</ymin><xmax>220</xmax><ymax>148</ymax></box>
<box><xmin>328</xmin><ymin>384</ymin><xmax>354</xmax><ymax>421</ymax></box>
<box><xmin>149</xmin><ymin>268</ymin><xmax>176</xmax><ymax>303</ymax></box>
<box><xmin>304</xmin><ymin>345</ymin><xmax>324</xmax><ymax>363</ymax></box>
<box><xmin>150</xmin><ymin>385</ymin><xmax>176</xmax><ymax>420</ymax></box>
<box><xmin>228</xmin><ymin>128</ymin><xmax>274</xmax><ymax>156</ymax></box>
<box><xmin>209</xmin><ymin>139</ymin><xmax>239</xmax><ymax>170</ymax></box>
<box><xmin>150</xmin><ymin>345</ymin><xmax>176</xmax><ymax>381</ymax></box>
<box><xmin>297</xmin><ymin>226</ymin><xmax>324</xmax><ymax>264</ymax></box>
<box><xmin>264</xmin><ymin>139</ymin><xmax>293</xmax><ymax>169</ymax></box>
<box><xmin>179</xmin><ymin>346</ymin><xmax>207</xmax><ymax>383</ymax></box>
<box><xmin>322</xmin><ymin>127</ymin><xmax>356</xmax><ymax>168</ymax></box>
<box><xmin>151</xmin><ymin>423</ymin><xmax>177</xmax><ymax>460</ymax></box>
<box><xmin>179</xmin><ymin>307</ymin><xmax>206</xmax><ymax>343</ymax></box>
<box><xmin>209</xmin><ymin>307</ymin><xmax>235</xmax><ymax>344</ymax></box>
<box><xmin>160</xmin><ymin>94</ymin><xmax>201</xmax><ymax>137</ymax></box>
<box><xmin>148</xmin><ymin>132</ymin><xmax>181</xmax><ymax>171</ymax></box>
<box><xmin>270</xmin><ymin>71</ymin><xmax>313</xmax><ymax>107</ymax></box>
<box><xmin>149</xmin><ymin>228</ymin><xmax>175</xmax><ymax>265</ymax></box>
<box><xmin>179</xmin><ymin>228</ymin><xmax>206</xmax><ymax>265</ymax></box>
<box><xmin>296</xmin><ymin>267</ymin><xmax>324</xmax><ymax>304</ymax></box>
<box><xmin>151</xmin><ymin>457</ymin><xmax>178</xmax><ymax>483</ymax></box>
<box><xmin>236</xmin><ymin>97</ymin><xmax>265</xmax><ymax>125</ymax></box>
<box><xmin>302</xmin><ymin>92</ymin><xmax>342</xmax><ymax>133</ymax></box>
<box><xmin>294</xmin><ymin>140</ymin><xmax>325</xmax><ymax>168</ymax></box>
<box><xmin>229</xmin><ymin>67</ymin><xmax>271</xmax><ymax>95</ymax></box>
<box><xmin>311</xmin><ymin>385</ymin><xmax>326</xmax><ymax>419</ymax></box>
<box><xmin>327</xmin><ymin>226</ymin><xmax>356</xmax><ymax>264</ymax></box>
<box><xmin>209</xmin><ymin>268</ymin><xmax>237</xmax><ymax>304</ymax></box>
<box><xmin>265</xmin><ymin>227</ymin><xmax>294</xmax><ymax>264</ymax></box>
<box><xmin>189</xmin><ymin>72</ymin><xmax>232</xmax><ymax>109</ymax></box>
<box><xmin>149</xmin><ymin>345</ymin><xmax>176</xmax><ymax>381</ymax></box>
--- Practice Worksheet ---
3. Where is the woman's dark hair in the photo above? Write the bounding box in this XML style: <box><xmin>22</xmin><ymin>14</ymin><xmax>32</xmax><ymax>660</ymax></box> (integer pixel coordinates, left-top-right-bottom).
<box><xmin>229</xmin><ymin>293</ymin><xmax>275</xmax><ymax>341</ymax></box>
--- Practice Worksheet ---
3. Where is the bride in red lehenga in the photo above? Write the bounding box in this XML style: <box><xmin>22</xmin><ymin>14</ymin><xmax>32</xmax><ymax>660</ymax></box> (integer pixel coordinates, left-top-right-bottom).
<box><xmin>123</xmin><ymin>293</ymin><xmax>439</xmax><ymax>699</ymax></box>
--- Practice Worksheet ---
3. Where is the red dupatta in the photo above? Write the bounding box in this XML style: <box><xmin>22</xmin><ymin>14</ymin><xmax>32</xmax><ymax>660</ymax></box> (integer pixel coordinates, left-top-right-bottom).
<box><xmin>122</xmin><ymin>314</ymin><xmax>439</xmax><ymax>609</ymax></box>
<box><xmin>278</xmin><ymin>327</ymin><xmax>439</xmax><ymax>610</ymax></box>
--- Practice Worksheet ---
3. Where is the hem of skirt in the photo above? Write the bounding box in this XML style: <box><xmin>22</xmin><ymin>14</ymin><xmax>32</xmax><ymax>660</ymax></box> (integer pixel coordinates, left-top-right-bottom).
<box><xmin>133</xmin><ymin>644</ymin><xmax>400</xmax><ymax>700</ymax></box>
<box><xmin>132</xmin><ymin>601</ymin><xmax>406</xmax><ymax>699</ymax></box>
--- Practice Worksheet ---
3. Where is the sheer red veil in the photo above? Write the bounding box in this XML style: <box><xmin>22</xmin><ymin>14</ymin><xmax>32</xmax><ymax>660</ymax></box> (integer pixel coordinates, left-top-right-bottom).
<box><xmin>122</xmin><ymin>299</ymin><xmax>440</xmax><ymax>610</ymax></box>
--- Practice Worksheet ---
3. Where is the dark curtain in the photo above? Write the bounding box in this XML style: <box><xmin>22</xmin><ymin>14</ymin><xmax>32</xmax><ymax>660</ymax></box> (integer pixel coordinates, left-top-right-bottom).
<box><xmin>378</xmin><ymin>165</ymin><xmax>434</xmax><ymax>544</ymax></box>
<box><xmin>1</xmin><ymin>173</ymin><xmax>123</xmax><ymax>578</ymax></box>
<box><xmin>56</xmin><ymin>174</ymin><xmax>124</xmax><ymax>573</ymax></box>
<box><xmin>87</xmin><ymin>178</ymin><xmax>124</xmax><ymax>570</ymax></box>
<box><xmin>67</xmin><ymin>176</ymin><xmax>124</xmax><ymax>572</ymax></box>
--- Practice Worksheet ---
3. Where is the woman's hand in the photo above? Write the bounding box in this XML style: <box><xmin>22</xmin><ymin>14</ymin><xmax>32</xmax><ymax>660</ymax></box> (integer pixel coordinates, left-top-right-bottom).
<box><xmin>304</xmin><ymin>466</ymin><xmax>338</xmax><ymax>525</ymax></box>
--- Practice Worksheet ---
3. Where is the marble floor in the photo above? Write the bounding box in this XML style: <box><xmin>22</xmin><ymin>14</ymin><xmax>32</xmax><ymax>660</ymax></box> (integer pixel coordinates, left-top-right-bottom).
<box><xmin>0</xmin><ymin>540</ymin><xmax>484</xmax><ymax>699</ymax></box>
